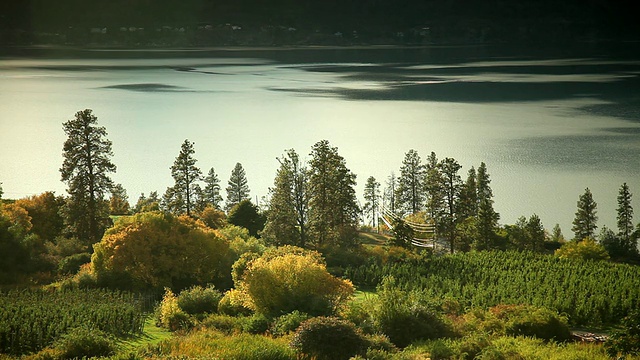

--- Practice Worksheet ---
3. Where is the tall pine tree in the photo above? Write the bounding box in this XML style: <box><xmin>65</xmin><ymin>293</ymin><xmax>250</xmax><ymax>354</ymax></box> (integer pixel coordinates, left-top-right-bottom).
<box><xmin>262</xmin><ymin>149</ymin><xmax>309</xmax><ymax>247</ymax></box>
<box><xmin>572</xmin><ymin>187</ymin><xmax>598</xmax><ymax>240</ymax></box>
<box><xmin>226</xmin><ymin>162</ymin><xmax>250</xmax><ymax>212</ymax></box>
<box><xmin>617</xmin><ymin>183</ymin><xmax>634</xmax><ymax>248</ymax></box>
<box><xmin>438</xmin><ymin>157</ymin><xmax>462</xmax><ymax>253</ymax></box>
<box><xmin>363</xmin><ymin>176</ymin><xmax>381</xmax><ymax>228</ymax></box>
<box><xmin>308</xmin><ymin>140</ymin><xmax>359</xmax><ymax>247</ymax></box>
<box><xmin>169</xmin><ymin>139</ymin><xmax>202</xmax><ymax>216</ymax></box>
<box><xmin>396</xmin><ymin>149</ymin><xmax>426</xmax><ymax>215</ymax></box>
<box><xmin>202</xmin><ymin>167</ymin><xmax>223</xmax><ymax>210</ymax></box>
<box><xmin>475</xmin><ymin>162</ymin><xmax>500</xmax><ymax>249</ymax></box>
<box><xmin>60</xmin><ymin>109</ymin><xmax>116</xmax><ymax>245</ymax></box>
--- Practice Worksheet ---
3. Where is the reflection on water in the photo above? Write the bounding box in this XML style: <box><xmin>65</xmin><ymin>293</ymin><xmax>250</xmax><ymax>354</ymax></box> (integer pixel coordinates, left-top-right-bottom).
<box><xmin>0</xmin><ymin>47</ymin><xmax>639</xmax><ymax>233</ymax></box>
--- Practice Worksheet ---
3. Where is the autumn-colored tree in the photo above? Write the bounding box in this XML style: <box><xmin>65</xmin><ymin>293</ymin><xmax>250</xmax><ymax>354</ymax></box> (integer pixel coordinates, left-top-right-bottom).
<box><xmin>15</xmin><ymin>192</ymin><xmax>64</xmax><ymax>241</ymax></box>
<box><xmin>234</xmin><ymin>246</ymin><xmax>354</xmax><ymax>316</ymax></box>
<box><xmin>197</xmin><ymin>205</ymin><xmax>227</xmax><ymax>229</ymax></box>
<box><xmin>92</xmin><ymin>211</ymin><xmax>231</xmax><ymax>290</ymax></box>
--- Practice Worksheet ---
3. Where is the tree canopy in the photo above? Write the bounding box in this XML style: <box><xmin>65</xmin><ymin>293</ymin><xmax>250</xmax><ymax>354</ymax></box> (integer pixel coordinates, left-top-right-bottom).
<box><xmin>60</xmin><ymin>109</ymin><xmax>116</xmax><ymax>245</ymax></box>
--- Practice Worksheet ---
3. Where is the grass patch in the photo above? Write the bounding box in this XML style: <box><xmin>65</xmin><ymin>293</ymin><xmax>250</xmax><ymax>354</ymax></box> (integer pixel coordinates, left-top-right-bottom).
<box><xmin>118</xmin><ymin>316</ymin><xmax>172</xmax><ymax>351</ymax></box>
<box><xmin>358</xmin><ymin>231</ymin><xmax>390</xmax><ymax>247</ymax></box>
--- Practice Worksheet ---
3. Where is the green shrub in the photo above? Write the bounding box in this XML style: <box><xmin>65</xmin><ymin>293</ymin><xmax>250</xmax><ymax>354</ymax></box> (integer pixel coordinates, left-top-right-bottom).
<box><xmin>157</xmin><ymin>288</ymin><xmax>193</xmax><ymax>331</ymax></box>
<box><xmin>424</xmin><ymin>339</ymin><xmax>455</xmax><ymax>360</ymax></box>
<box><xmin>202</xmin><ymin>314</ymin><xmax>243</xmax><ymax>335</ymax></box>
<box><xmin>290</xmin><ymin>317</ymin><xmax>369</xmax><ymax>360</ymax></box>
<box><xmin>491</xmin><ymin>305</ymin><xmax>572</xmax><ymax>342</ymax></box>
<box><xmin>454</xmin><ymin>335</ymin><xmax>492</xmax><ymax>360</ymax></box>
<box><xmin>606</xmin><ymin>309</ymin><xmax>640</xmax><ymax>356</ymax></box>
<box><xmin>218</xmin><ymin>288</ymin><xmax>253</xmax><ymax>316</ymax></box>
<box><xmin>54</xmin><ymin>327</ymin><xmax>116</xmax><ymax>359</ymax></box>
<box><xmin>270</xmin><ymin>311</ymin><xmax>310</xmax><ymax>337</ymax></box>
<box><xmin>372</xmin><ymin>283</ymin><xmax>451</xmax><ymax>347</ymax></box>
<box><xmin>241</xmin><ymin>313</ymin><xmax>271</xmax><ymax>334</ymax></box>
<box><xmin>177</xmin><ymin>285</ymin><xmax>222</xmax><ymax>315</ymax></box>
<box><xmin>57</xmin><ymin>252</ymin><xmax>91</xmax><ymax>274</ymax></box>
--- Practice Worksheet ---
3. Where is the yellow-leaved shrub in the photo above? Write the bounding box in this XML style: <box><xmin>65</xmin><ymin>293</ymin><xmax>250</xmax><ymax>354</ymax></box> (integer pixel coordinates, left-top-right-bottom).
<box><xmin>91</xmin><ymin>211</ymin><xmax>231</xmax><ymax>290</ymax></box>
<box><xmin>236</xmin><ymin>246</ymin><xmax>354</xmax><ymax>316</ymax></box>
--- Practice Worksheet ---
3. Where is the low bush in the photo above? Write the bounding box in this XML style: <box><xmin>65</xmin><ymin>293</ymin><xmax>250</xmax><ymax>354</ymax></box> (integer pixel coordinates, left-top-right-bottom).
<box><xmin>54</xmin><ymin>327</ymin><xmax>116</xmax><ymax>359</ymax></box>
<box><xmin>157</xmin><ymin>288</ymin><xmax>192</xmax><ymax>331</ymax></box>
<box><xmin>290</xmin><ymin>317</ymin><xmax>369</xmax><ymax>360</ymax></box>
<box><xmin>202</xmin><ymin>314</ymin><xmax>243</xmax><ymax>335</ymax></box>
<box><xmin>606</xmin><ymin>309</ymin><xmax>640</xmax><ymax>356</ymax></box>
<box><xmin>141</xmin><ymin>328</ymin><xmax>295</xmax><ymax>360</ymax></box>
<box><xmin>241</xmin><ymin>313</ymin><xmax>271</xmax><ymax>334</ymax></box>
<box><xmin>57</xmin><ymin>252</ymin><xmax>91</xmax><ymax>275</ymax></box>
<box><xmin>491</xmin><ymin>304</ymin><xmax>572</xmax><ymax>342</ymax></box>
<box><xmin>372</xmin><ymin>282</ymin><xmax>451</xmax><ymax>347</ymax></box>
<box><xmin>177</xmin><ymin>285</ymin><xmax>222</xmax><ymax>315</ymax></box>
<box><xmin>218</xmin><ymin>288</ymin><xmax>253</xmax><ymax>316</ymax></box>
<box><xmin>270</xmin><ymin>311</ymin><xmax>310</xmax><ymax>337</ymax></box>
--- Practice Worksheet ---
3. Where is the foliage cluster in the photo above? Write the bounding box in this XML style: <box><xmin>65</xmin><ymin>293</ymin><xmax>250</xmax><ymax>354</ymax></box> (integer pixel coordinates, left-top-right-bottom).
<box><xmin>232</xmin><ymin>246</ymin><xmax>355</xmax><ymax>316</ymax></box>
<box><xmin>345</xmin><ymin>250</ymin><xmax>640</xmax><ymax>325</ymax></box>
<box><xmin>0</xmin><ymin>288</ymin><xmax>144</xmax><ymax>355</ymax></box>
<box><xmin>290</xmin><ymin>316</ymin><xmax>369</xmax><ymax>360</ymax></box>
<box><xmin>91</xmin><ymin>211</ymin><xmax>231</xmax><ymax>291</ymax></box>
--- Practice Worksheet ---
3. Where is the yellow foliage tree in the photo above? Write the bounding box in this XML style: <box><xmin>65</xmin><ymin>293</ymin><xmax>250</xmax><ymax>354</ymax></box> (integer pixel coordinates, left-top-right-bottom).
<box><xmin>236</xmin><ymin>246</ymin><xmax>354</xmax><ymax>316</ymax></box>
<box><xmin>92</xmin><ymin>211</ymin><xmax>231</xmax><ymax>290</ymax></box>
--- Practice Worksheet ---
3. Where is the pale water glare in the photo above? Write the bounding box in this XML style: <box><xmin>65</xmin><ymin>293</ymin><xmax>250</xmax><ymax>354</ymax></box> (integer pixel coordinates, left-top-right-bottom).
<box><xmin>1</xmin><ymin>48</ymin><xmax>639</xmax><ymax>234</ymax></box>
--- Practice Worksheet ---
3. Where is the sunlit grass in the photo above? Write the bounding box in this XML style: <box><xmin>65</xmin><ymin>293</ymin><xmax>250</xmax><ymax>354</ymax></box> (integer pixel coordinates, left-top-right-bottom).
<box><xmin>118</xmin><ymin>316</ymin><xmax>172</xmax><ymax>351</ymax></box>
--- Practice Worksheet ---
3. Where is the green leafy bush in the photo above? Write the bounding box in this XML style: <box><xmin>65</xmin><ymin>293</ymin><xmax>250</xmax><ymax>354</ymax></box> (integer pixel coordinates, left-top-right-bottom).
<box><xmin>606</xmin><ymin>310</ymin><xmax>640</xmax><ymax>356</ymax></box>
<box><xmin>157</xmin><ymin>288</ymin><xmax>193</xmax><ymax>331</ymax></box>
<box><xmin>218</xmin><ymin>288</ymin><xmax>253</xmax><ymax>316</ymax></box>
<box><xmin>241</xmin><ymin>313</ymin><xmax>271</xmax><ymax>334</ymax></box>
<box><xmin>202</xmin><ymin>314</ymin><xmax>243</xmax><ymax>335</ymax></box>
<box><xmin>372</xmin><ymin>281</ymin><xmax>451</xmax><ymax>347</ymax></box>
<box><xmin>57</xmin><ymin>252</ymin><xmax>91</xmax><ymax>274</ymax></box>
<box><xmin>54</xmin><ymin>327</ymin><xmax>116</xmax><ymax>359</ymax></box>
<box><xmin>491</xmin><ymin>305</ymin><xmax>572</xmax><ymax>342</ymax></box>
<box><xmin>177</xmin><ymin>285</ymin><xmax>222</xmax><ymax>315</ymax></box>
<box><xmin>270</xmin><ymin>311</ymin><xmax>310</xmax><ymax>337</ymax></box>
<box><xmin>290</xmin><ymin>317</ymin><xmax>369</xmax><ymax>360</ymax></box>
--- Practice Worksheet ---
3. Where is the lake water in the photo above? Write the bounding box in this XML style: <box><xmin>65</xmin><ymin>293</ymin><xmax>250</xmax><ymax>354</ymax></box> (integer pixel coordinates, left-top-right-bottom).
<box><xmin>1</xmin><ymin>46</ymin><xmax>639</xmax><ymax>235</ymax></box>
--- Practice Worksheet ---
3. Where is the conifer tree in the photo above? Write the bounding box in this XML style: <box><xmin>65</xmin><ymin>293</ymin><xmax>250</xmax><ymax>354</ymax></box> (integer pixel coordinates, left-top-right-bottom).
<box><xmin>308</xmin><ymin>140</ymin><xmax>359</xmax><ymax>247</ymax></box>
<box><xmin>396</xmin><ymin>149</ymin><xmax>425</xmax><ymax>215</ymax></box>
<box><xmin>550</xmin><ymin>223</ymin><xmax>565</xmax><ymax>243</ymax></box>
<box><xmin>475</xmin><ymin>162</ymin><xmax>500</xmax><ymax>248</ymax></box>
<box><xmin>202</xmin><ymin>168</ymin><xmax>223</xmax><ymax>210</ymax></box>
<box><xmin>384</xmin><ymin>172</ymin><xmax>397</xmax><ymax>214</ymax></box>
<box><xmin>170</xmin><ymin>139</ymin><xmax>202</xmax><ymax>216</ymax></box>
<box><xmin>617</xmin><ymin>183</ymin><xmax>634</xmax><ymax>248</ymax></box>
<box><xmin>438</xmin><ymin>157</ymin><xmax>462</xmax><ymax>253</ymax></box>
<box><xmin>363</xmin><ymin>176</ymin><xmax>381</xmax><ymax>228</ymax></box>
<box><xmin>60</xmin><ymin>109</ymin><xmax>116</xmax><ymax>244</ymax></box>
<box><xmin>458</xmin><ymin>167</ymin><xmax>478</xmax><ymax>220</ymax></box>
<box><xmin>226</xmin><ymin>162</ymin><xmax>250</xmax><ymax>212</ymax></box>
<box><xmin>425</xmin><ymin>152</ymin><xmax>444</xmax><ymax>234</ymax></box>
<box><xmin>109</xmin><ymin>183</ymin><xmax>130</xmax><ymax>215</ymax></box>
<box><xmin>263</xmin><ymin>149</ymin><xmax>309</xmax><ymax>247</ymax></box>
<box><xmin>572</xmin><ymin>188</ymin><xmax>598</xmax><ymax>240</ymax></box>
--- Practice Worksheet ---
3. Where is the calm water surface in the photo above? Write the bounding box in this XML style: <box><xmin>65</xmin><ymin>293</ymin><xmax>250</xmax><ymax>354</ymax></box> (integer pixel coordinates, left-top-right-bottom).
<box><xmin>1</xmin><ymin>47</ymin><xmax>639</xmax><ymax>233</ymax></box>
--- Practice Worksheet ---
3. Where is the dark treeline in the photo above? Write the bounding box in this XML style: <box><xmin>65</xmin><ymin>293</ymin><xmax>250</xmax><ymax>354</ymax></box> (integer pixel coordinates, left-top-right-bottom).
<box><xmin>1</xmin><ymin>0</ymin><xmax>638</xmax><ymax>46</ymax></box>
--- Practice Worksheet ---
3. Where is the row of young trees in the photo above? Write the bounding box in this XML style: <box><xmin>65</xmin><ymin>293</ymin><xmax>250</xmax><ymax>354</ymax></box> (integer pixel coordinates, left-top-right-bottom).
<box><xmin>360</xmin><ymin>150</ymin><xmax>500</xmax><ymax>253</ymax></box>
<box><xmin>358</xmin><ymin>149</ymin><xmax>639</xmax><ymax>260</ymax></box>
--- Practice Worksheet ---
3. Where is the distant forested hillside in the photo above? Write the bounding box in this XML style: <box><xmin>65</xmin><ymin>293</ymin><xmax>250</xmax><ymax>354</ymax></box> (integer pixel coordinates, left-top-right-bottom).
<box><xmin>1</xmin><ymin>0</ymin><xmax>638</xmax><ymax>46</ymax></box>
